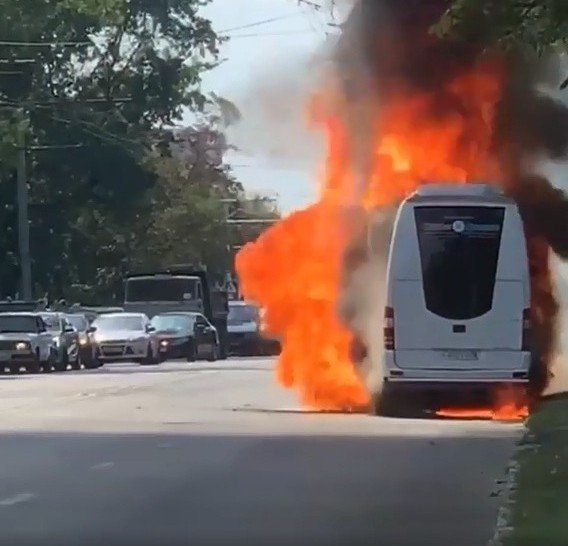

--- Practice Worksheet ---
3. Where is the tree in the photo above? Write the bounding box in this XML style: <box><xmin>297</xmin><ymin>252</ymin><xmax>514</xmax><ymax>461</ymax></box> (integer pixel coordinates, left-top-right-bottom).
<box><xmin>0</xmin><ymin>0</ymin><xmax>223</xmax><ymax>300</ymax></box>
<box><xmin>303</xmin><ymin>0</ymin><xmax>568</xmax><ymax>64</ymax></box>
<box><xmin>434</xmin><ymin>1</ymin><xmax>568</xmax><ymax>52</ymax></box>
<box><xmin>135</xmin><ymin>125</ymin><xmax>280</xmax><ymax>284</ymax></box>
<box><xmin>133</xmin><ymin>125</ymin><xmax>241</xmax><ymax>281</ymax></box>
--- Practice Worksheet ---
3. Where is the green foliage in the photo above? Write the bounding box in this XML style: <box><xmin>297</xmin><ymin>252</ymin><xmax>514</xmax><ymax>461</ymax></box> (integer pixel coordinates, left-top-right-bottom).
<box><xmin>502</xmin><ymin>398</ymin><xmax>568</xmax><ymax>545</ymax></box>
<box><xmin>0</xmin><ymin>0</ymin><xmax>244</xmax><ymax>302</ymax></box>
<box><xmin>435</xmin><ymin>0</ymin><xmax>568</xmax><ymax>53</ymax></box>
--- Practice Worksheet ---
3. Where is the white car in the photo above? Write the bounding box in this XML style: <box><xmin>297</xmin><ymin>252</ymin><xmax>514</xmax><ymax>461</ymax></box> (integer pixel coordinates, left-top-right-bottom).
<box><xmin>90</xmin><ymin>313</ymin><xmax>160</xmax><ymax>365</ymax></box>
<box><xmin>0</xmin><ymin>313</ymin><xmax>57</xmax><ymax>373</ymax></box>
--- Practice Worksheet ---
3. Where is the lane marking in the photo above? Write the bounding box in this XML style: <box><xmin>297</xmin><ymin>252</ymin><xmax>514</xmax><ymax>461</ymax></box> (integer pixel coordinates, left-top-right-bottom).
<box><xmin>90</xmin><ymin>462</ymin><xmax>114</xmax><ymax>471</ymax></box>
<box><xmin>0</xmin><ymin>493</ymin><xmax>37</xmax><ymax>506</ymax></box>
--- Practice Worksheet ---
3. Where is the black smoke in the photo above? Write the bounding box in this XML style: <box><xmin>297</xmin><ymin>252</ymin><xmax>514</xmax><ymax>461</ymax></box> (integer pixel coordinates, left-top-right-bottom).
<box><xmin>335</xmin><ymin>0</ymin><xmax>568</xmax><ymax>397</ymax></box>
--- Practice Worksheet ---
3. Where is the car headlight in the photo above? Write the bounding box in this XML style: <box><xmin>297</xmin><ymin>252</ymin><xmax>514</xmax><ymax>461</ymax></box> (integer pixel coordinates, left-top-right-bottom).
<box><xmin>79</xmin><ymin>335</ymin><xmax>88</xmax><ymax>346</ymax></box>
<box><xmin>15</xmin><ymin>341</ymin><xmax>30</xmax><ymax>351</ymax></box>
<box><xmin>160</xmin><ymin>340</ymin><xmax>169</xmax><ymax>347</ymax></box>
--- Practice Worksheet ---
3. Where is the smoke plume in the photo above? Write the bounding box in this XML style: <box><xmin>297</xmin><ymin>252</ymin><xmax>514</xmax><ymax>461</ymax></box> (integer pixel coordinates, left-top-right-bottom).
<box><xmin>336</xmin><ymin>0</ymin><xmax>568</xmax><ymax>398</ymax></box>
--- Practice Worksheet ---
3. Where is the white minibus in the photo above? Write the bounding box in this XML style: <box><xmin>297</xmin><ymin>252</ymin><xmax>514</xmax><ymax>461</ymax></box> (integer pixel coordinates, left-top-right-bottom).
<box><xmin>377</xmin><ymin>183</ymin><xmax>531</xmax><ymax>414</ymax></box>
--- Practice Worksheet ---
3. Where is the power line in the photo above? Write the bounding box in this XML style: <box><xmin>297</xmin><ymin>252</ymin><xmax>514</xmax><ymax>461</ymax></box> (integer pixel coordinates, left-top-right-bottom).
<box><xmin>0</xmin><ymin>97</ymin><xmax>132</xmax><ymax>107</ymax></box>
<box><xmin>0</xmin><ymin>59</ymin><xmax>35</xmax><ymax>64</ymax></box>
<box><xmin>0</xmin><ymin>40</ymin><xmax>91</xmax><ymax>47</ymax></box>
<box><xmin>218</xmin><ymin>13</ymin><xmax>303</xmax><ymax>34</ymax></box>
<box><xmin>28</xmin><ymin>143</ymin><xmax>85</xmax><ymax>151</ymax></box>
<box><xmin>225</xmin><ymin>30</ymin><xmax>315</xmax><ymax>39</ymax></box>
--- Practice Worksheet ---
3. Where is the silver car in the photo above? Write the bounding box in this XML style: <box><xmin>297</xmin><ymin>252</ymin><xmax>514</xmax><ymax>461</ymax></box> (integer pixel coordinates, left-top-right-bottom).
<box><xmin>0</xmin><ymin>313</ymin><xmax>56</xmax><ymax>373</ymax></box>
<box><xmin>40</xmin><ymin>312</ymin><xmax>80</xmax><ymax>371</ymax></box>
<box><xmin>90</xmin><ymin>313</ymin><xmax>159</xmax><ymax>365</ymax></box>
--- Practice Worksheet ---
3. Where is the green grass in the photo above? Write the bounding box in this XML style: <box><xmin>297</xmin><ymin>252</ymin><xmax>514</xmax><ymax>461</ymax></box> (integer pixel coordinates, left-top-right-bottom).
<box><xmin>503</xmin><ymin>398</ymin><xmax>568</xmax><ymax>546</ymax></box>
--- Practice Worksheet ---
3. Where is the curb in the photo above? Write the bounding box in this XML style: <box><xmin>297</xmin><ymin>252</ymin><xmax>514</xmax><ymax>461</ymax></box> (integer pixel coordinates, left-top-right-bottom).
<box><xmin>487</xmin><ymin>429</ymin><xmax>538</xmax><ymax>546</ymax></box>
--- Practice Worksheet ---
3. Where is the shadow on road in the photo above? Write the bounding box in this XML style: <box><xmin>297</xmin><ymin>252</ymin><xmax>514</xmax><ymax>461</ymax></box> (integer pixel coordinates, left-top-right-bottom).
<box><xmin>84</xmin><ymin>365</ymin><xmax>271</xmax><ymax>376</ymax></box>
<box><xmin>232</xmin><ymin>406</ymin><xmax>524</xmax><ymax>422</ymax></box>
<box><xmin>0</xmin><ymin>374</ymin><xmax>37</xmax><ymax>381</ymax></box>
<box><xmin>0</xmin><ymin>428</ymin><xmax>517</xmax><ymax>546</ymax></box>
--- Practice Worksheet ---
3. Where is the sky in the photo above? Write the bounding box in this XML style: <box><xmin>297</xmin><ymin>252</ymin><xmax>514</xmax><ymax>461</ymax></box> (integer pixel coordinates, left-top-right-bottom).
<box><xmin>194</xmin><ymin>3</ymin><xmax>567</xmax><ymax>216</ymax></box>
<box><xmin>193</xmin><ymin>0</ymin><xmax>344</xmax><ymax>213</ymax></box>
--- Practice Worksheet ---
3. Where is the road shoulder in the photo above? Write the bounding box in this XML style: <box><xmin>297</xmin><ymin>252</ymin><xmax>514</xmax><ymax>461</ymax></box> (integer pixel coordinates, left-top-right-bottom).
<box><xmin>499</xmin><ymin>397</ymin><xmax>568</xmax><ymax>546</ymax></box>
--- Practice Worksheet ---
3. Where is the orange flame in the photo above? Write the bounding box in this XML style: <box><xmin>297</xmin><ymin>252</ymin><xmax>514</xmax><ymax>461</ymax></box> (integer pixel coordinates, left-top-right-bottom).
<box><xmin>235</xmin><ymin>57</ymin><xmax>527</xmax><ymax>415</ymax></box>
<box><xmin>436</xmin><ymin>386</ymin><xmax>529</xmax><ymax>422</ymax></box>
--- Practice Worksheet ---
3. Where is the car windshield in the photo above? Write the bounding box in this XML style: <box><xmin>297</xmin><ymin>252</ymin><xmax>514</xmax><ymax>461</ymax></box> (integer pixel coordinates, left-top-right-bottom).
<box><xmin>66</xmin><ymin>315</ymin><xmax>88</xmax><ymax>332</ymax></box>
<box><xmin>151</xmin><ymin>314</ymin><xmax>194</xmax><ymax>332</ymax></box>
<box><xmin>40</xmin><ymin>314</ymin><xmax>61</xmax><ymax>332</ymax></box>
<box><xmin>0</xmin><ymin>315</ymin><xmax>38</xmax><ymax>333</ymax></box>
<box><xmin>228</xmin><ymin>304</ymin><xmax>258</xmax><ymax>324</ymax></box>
<box><xmin>93</xmin><ymin>315</ymin><xmax>144</xmax><ymax>332</ymax></box>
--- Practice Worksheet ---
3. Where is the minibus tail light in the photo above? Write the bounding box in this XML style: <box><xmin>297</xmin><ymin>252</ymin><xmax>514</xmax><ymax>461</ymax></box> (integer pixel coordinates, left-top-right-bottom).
<box><xmin>522</xmin><ymin>308</ymin><xmax>531</xmax><ymax>352</ymax></box>
<box><xmin>384</xmin><ymin>306</ymin><xmax>395</xmax><ymax>350</ymax></box>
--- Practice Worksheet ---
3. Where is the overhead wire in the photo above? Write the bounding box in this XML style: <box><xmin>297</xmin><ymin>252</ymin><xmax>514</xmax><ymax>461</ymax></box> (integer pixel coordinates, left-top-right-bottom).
<box><xmin>0</xmin><ymin>40</ymin><xmax>91</xmax><ymax>47</ymax></box>
<box><xmin>217</xmin><ymin>13</ymin><xmax>304</xmax><ymax>34</ymax></box>
<box><xmin>224</xmin><ymin>30</ymin><xmax>315</xmax><ymax>39</ymax></box>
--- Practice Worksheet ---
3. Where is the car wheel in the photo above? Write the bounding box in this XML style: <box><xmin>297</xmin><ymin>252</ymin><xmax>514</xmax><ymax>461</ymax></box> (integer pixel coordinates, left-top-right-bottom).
<box><xmin>218</xmin><ymin>342</ymin><xmax>228</xmax><ymax>360</ymax></box>
<box><xmin>186</xmin><ymin>340</ymin><xmax>197</xmax><ymax>363</ymax></box>
<box><xmin>71</xmin><ymin>350</ymin><xmax>81</xmax><ymax>371</ymax></box>
<box><xmin>206</xmin><ymin>344</ymin><xmax>218</xmax><ymax>362</ymax></box>
<box><xmin>26</xmin><ymin>359</ymin><xmax>41</xmax><ymax>374</ymax></box>
<box><xmin>370</xmin><ymin>391</ymin><xmax>397</xmax><ymax>417</ymax></box>
<box><xmin>41</xmin><ymin>348</ymin><xmax>56</xmax><ymax>373</ymax></box>
<box><xmin>53</xmin><ymin>349</ymin><xmax>68</xmax><ymax>372</ymax></box>
<box><xmin>371</xmin><ymin>385</ymin><xmax>419</xmax><ymax>418</ymax></box>
<box><xmin>84</xmin><ymin>354</ymin><xmax>101</xmax><ymax>370</ymax></box>
<box><xmin>141</xmin><ymin>343</ymin><xmax>158</xmax><ymax>366</ymax></box>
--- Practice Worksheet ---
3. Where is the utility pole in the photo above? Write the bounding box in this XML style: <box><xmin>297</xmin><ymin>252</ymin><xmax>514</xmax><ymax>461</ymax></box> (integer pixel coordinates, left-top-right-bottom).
<box><xmin>221</xmin><ymin>196</ymin><xmax>279</xmax><ymax>300</ymax></box>
<box><xmin>16</xmin><ymin>119</ymin><xmax>32</xmax><ymax>300</ymax></box>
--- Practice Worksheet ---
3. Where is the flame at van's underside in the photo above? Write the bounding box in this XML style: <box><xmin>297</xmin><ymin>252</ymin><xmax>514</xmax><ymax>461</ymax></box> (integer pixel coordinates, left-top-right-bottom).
<box><xmin>235</xmin><ymin>0</ymin><xmax>568</xmax><ymax>416</ymax></box>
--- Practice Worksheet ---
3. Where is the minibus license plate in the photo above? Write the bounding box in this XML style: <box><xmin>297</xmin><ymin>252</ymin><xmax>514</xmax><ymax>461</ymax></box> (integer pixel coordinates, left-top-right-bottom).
<box><xmin>441</xmin><ymin>350</ymin><xmax>478</xmax><ymax>361</ymax></box>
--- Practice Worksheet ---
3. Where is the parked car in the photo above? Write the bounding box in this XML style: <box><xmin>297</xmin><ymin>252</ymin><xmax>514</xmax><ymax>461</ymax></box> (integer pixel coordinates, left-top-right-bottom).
<box><xmin>151</xmin><ymin>312</ymin><xmax>219</xmax><ymax>362</ymax></box>
<box><xmin>65</xmin><ymin>313</ymin><xmax>100</xmax><ymax>369</ymax></box>
<box><xmin>90</xmin><ymin>313</ymin><xmax>159</xmax><ymax>365</ymax></box>
<box><xmin>40</xmin><ymin>312</ymin><xmax>79</xmax><ymax>371</ymax></box>
<box><xmin>0</xmin><ymin>312</ymin><xmax>57</xmax><ymax>373</ymax></box>
<box><xmin>227</xmin><ymin>301</ymin><xmax>261</xmax><ymax>355</ymax></box>
<box><xmin>227</xmin><ymin>301</ymin><xmax>279</xmax><ymax>356</ymax></box>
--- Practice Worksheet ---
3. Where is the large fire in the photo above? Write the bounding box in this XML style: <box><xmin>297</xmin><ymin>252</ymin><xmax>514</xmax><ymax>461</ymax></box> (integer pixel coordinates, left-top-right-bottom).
<box><xmin>236</xmin><ymin>59</ymin><xmax>527</xmax><ymax>418</ymax></box>
<box><xmin>235</xmin><ymin>1</ymin><xmax>566</xmax><ymax>420</ymax></box>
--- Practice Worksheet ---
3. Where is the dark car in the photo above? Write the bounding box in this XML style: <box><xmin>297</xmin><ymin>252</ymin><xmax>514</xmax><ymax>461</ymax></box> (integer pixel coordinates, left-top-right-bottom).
<box><xmin>65</xmin><ymin>313</ymin><xmax>100</xmax><ymax>369</ymax></box>
<box><xmin>227</xmin><ymin>301</ymin><xmax>279</xmax><ymax>356</ymax></box>
<box><xmin>151</xmin><ymin>312</ymin><xmax>219</xmax><ymax>362</ymax></box>
<box><xmin>227</xmin><ymin>301</ymin><xmax>261</xmax><ymax>355</ymax></box>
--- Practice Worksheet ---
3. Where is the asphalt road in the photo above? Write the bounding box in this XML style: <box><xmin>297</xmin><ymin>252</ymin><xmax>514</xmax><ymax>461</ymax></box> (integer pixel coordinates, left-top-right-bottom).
<box><xmin>0</xmin><ymin>358</ymin><xmax>522</xmax><ymax>546</ymax></box>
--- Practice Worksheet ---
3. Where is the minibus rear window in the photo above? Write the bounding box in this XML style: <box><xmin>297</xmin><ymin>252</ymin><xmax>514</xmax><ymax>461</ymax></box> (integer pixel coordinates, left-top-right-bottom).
<box><xmin>414</xmin><ymin>206</ymin><xmax>505</xmax><ymax>320</ymax></box>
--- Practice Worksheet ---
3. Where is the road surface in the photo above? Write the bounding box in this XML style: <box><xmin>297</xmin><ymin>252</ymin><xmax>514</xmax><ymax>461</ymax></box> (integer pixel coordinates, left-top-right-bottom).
<box><xmin>0</xmin><ymin>358</ymin><xmax>522</xmax><ymax>546</ymax></box>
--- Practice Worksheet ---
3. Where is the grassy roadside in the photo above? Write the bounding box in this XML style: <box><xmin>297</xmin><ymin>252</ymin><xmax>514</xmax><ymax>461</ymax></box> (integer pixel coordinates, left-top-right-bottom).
<box><xmin>503</xmin><ymin>397</ymin><xmax>568</xmax><ymax>546</ymax></box>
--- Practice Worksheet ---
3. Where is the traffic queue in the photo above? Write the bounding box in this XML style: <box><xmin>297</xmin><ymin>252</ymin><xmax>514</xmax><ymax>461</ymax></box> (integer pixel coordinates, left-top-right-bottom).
<box><xmin>0</xmin><ymin>300</ymin><xmax>278</xmax><ymax>374</ymax></box>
